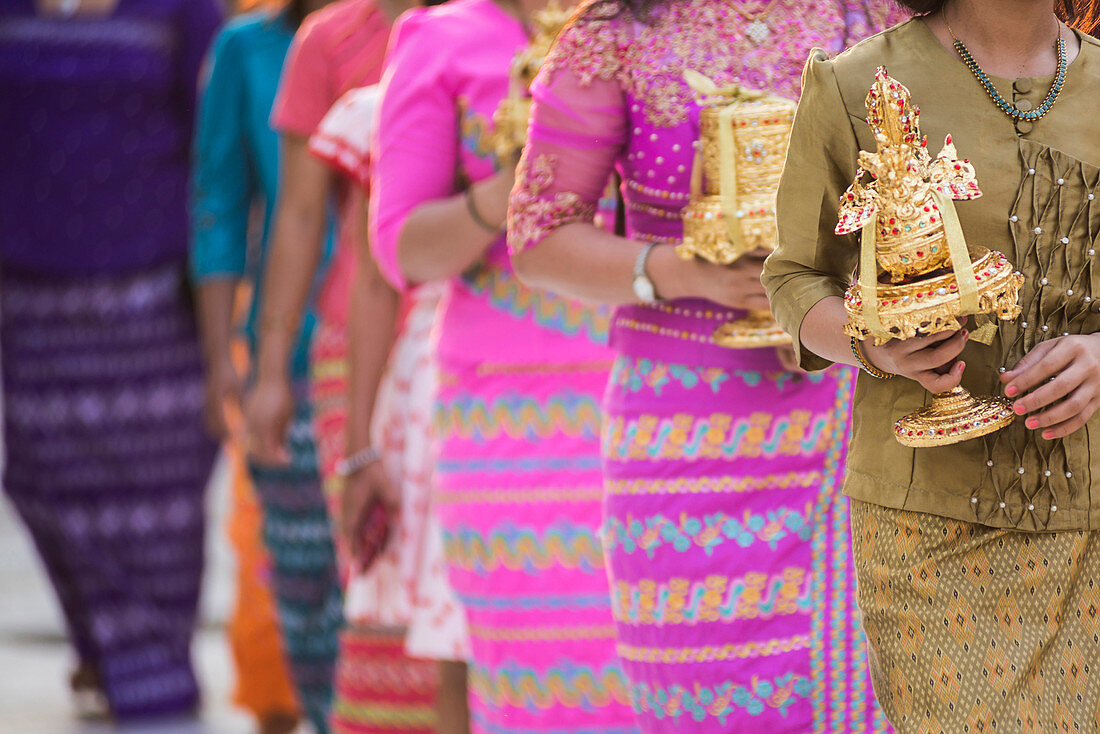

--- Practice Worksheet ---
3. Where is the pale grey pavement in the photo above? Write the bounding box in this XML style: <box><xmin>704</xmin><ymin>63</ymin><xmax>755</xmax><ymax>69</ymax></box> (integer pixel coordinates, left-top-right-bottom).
<box><xmin>0</xmin><ymin>455</ymin><xmax>274</xmax><ymax>734</ymax></box>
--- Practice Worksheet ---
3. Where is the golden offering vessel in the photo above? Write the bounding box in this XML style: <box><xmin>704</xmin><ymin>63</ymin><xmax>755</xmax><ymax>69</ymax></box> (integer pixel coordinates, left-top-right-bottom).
<box><xmin>489</xmin><ymin>1</ymin><xmax>574</xmax><ymax>161</ymax></box>
<box><xmin>679</xmin><ymin>71</ymin><xmax>794</xmax><ymax>349</ymax></box>
<box><xmin>839</xmin><ymin>67</ymin><xmax>1024</xmax><ymax>448</ymax></box>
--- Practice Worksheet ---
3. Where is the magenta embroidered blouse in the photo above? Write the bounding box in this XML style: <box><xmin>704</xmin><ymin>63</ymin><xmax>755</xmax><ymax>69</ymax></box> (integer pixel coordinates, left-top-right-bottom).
<box><xmin>508</xmin><ymin>0</ymin><xmax>907</xmax><ymax>366</ymax></box>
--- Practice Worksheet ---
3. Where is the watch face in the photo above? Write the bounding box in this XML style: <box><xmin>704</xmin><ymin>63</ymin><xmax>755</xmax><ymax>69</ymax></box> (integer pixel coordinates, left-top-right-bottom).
<box><xmin>633</xmin><ymin>276</ymin><xmax>656</xmax><ymax>303</ymax></box>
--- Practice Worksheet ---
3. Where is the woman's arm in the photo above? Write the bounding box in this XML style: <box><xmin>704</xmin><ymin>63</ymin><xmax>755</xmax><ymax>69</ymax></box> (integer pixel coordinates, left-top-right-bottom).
<box><xmin>340</xmin><ymin>195</ymin><xmax>401</xmax><ymax>559</ymax></box>
<box><xmin>245</xmin><ymin>135</ymin><xmax>332</xmax><ymax>465</ymax></box>
<box><xmin>189</xmin><ymin>26</ymin><xmax>251</xmax><ymax>439</ymax></box>
<box><xmin>512</xmin><ymin>220</ymin><xmax>773</xmax><ymax>310</ymax></box>
<box><xmin>397</xmin><ymin>168</ymin><xmax>515</xmax><ymax>285</ymax></box>
<box><xmin>798</xmin><ymin>295</ymin><xmax>969</xmax><ymax>391</ymax></box>
<box><xmin>506</xmin><ymin>22</ymin><xmax>771</xmax><ymax>310</ymax></box>
<box><xmin>370</xmin><ymin>10</ymin><xmax>502</xmax><ymax>289</ymax></box>
<box><xmin>765</xmin><ymin>50</ymin><xmax>966</xmax><ymax>384</ymax></box>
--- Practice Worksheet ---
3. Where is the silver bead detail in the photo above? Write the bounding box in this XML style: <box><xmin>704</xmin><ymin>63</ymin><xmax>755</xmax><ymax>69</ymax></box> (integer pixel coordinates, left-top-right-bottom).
<box><xmin>1061</xmin><ymin>237</ymin><xmax>1070</xmax><ymax>244</ymax></box>
<box><xmin>971</xmin><ymin>497</ymin><xmax>978</xmax><ymax>504</ymax></box>
<box><xmin>1052</xmin><ymin>505</ymin><xmax>1058</xmax><ymax>512</ymax></box>
<box><xmin>1017</xmin><ymin>467</ymin><xmax>1026</xmax><ymax>475</ymax></box>
<box><xmin>1028</xmin><ymin>504</ymin><xmax>1035</xmax><ymax>510</ymax></box>
<box><xmin>1066</xmin><ymin>471</ymin><xmax>1073</xmax><ymax>478</ymax></box>
<box><xmin>1090</xmin><ymin>194</ymin><xmax>1096</xmax><ymax>200</ymax></box>
<box><xmin>1009</xmin><ymin>215</ymin><xmax>1019</xmax><ymax>223</ymax></box>
<box><xmin>999</xmin><ymin>501</ymin><xmax>1007</xmax><ymax>508</ymax></box>
<box><xmin>998</xmin><ymin>367</ymin><xmax>1007</xmax><ymax>373</ymax></box>
<box><xmin>1040</xmin><ymin>277</ymin><xmax>1048</xmax><ymax>285</ymax></box>
<box><xmin>987</xmin><ymin>460</ymin><xmax>995</xmax><ymax>467</ymax></box>
<box><xmin>1033</xmin><ymin>227</ymin><xmax>1043</xmax><ymax>235</ymax></box>
<box><xmin>1022</xmin><ymin>321</ymin><xmax>1029</xmax><ymax>328</ymax></box>
<box><xmin>1044</xmin><ymin>470</ymin><xmax>1052</xmax><ymax>477</ymax></box>
<box><xmin>1090</xmin><ymin>249</ymin><xmax>1096</xmax><ymax>256</ymax></box>
<box><xmin>1041</xmin><ymin>325</ymin><xmax>1049</xmax><ymax>332</ymax></box>
<box><xmin>1067</xmin><ymin>289</ymin><xmax>1074</xmax><ymax>296</ymax></box>
<box><xmin>1057</xmin><ymin>178</ymin><xmax>1065</xmax><ymax>185</ymax></box>
<box><xmin>1028</xmin><ymin>168</ymin><xmax>1036</xmax><ymax>175</ymax></box>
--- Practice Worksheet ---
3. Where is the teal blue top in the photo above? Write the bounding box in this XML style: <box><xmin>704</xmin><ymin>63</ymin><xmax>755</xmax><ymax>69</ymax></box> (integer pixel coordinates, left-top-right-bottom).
<box><xmin>189</xmin><ymin>11</ymin><xmax>333</xmax><ymax>377</ymax></box>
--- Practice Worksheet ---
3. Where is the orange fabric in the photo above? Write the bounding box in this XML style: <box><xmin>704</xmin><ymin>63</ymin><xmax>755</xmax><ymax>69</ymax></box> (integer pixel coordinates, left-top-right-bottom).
<box><xmin>225</xmin><ymin>440</ymin><xmax>301</xmax><ymax>719</ymax></box>
<box><xmin>224</xmin><ymin>331</ymin><xmax>299</xmax><ymax>719</ymax></box>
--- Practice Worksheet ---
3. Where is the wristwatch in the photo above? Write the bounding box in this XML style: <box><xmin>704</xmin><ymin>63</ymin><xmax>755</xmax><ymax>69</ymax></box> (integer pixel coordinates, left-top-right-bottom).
<box><xmin>632</xmin><ymin>243</ymin><xmax>660</xmax><ymax>303</ymax></box>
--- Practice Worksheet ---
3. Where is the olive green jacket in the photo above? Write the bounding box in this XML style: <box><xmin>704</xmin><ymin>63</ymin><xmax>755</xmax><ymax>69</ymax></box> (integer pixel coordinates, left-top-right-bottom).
<box><xmin>764</xmin><ymin>19</ymin><xmax>1100</xmax><ymax>531</ymax></box>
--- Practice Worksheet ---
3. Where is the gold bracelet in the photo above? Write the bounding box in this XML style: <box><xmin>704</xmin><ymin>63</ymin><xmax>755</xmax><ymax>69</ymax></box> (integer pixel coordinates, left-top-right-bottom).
<box><xmin>465</xmin><ymin>186</ymin><xmax>503</xmax><ymax>234</ymax></box>
<box><xmin>850</xmin><ymin>336</ymin><xmax>895</xmax><ymax>380</ymax></box>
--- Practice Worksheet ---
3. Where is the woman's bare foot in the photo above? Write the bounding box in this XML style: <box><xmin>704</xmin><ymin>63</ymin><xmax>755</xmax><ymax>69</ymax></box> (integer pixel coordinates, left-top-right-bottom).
<box><xmin>259</xmin><ymin>711</ymin><xmax>300</xmax><ymax>734</ymax></box>
<box><xmin>69</xmin><ymin>664</ymin><xmax>110</xmax><ymax>721</ymax></box>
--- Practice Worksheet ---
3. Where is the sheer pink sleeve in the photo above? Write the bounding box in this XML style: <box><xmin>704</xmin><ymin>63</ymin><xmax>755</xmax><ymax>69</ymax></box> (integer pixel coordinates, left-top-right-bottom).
<box><xmin>507</xmin><ymin>18</ymin><xmax>628</xmax><ymax>255</ymax></box>
<box><xmin>368</xmin><ymin>10</ymin><xmax>457</xmax><ymax>291</ymax></box>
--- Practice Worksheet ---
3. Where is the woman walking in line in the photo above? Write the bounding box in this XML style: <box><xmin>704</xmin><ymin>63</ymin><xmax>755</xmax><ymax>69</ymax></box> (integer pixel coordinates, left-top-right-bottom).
<box><xmin>190</xmin><ymin>2</ymin><xmax>340</xmax><ymax>731</ymax></box>
<box><xmin>508</xmin><ymin>0</ymin><xmax>905</xmax><ymax>730</ymax></box>
<box><xmin>764</xmin><ymin>0</ymin><xmax>1100</xmax><ymax>729</ymax></box>
<box><xmin>370</xmin><ymin>0</ymin><xmax>640</xmax><ymax>731</ymax></box>
<box><xmin>0</xmin><ymin>0</ymin><xmax>222</xmax><ymax>720</ymax></box>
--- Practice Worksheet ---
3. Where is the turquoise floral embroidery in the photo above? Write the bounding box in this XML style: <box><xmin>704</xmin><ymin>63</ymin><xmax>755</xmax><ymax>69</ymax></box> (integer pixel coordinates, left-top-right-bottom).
<box><xmin>611</xmin><ymin>356</ymin><xmax>825</xmax><ymax>396</ymax></box>
<box><xmin>632</xmin><ymin>674</ymin><xmax>812</xmax><ymax>723</ymax></box>
<box><xmin>605</xmin><ymin>505</ymin><xmax>814</xmax><ymax>557</ymax></box>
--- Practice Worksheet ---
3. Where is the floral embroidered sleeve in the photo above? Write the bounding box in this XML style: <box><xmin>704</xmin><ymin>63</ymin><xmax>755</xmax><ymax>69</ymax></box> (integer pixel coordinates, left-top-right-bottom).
<box><xmin>506</xmin><ymin>16</ymin><xmax>628</xmax><ymax>255</ymax></box>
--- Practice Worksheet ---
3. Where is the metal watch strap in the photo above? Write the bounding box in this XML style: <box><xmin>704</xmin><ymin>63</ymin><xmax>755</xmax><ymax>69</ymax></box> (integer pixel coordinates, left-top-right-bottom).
<box><xmin>633</xmin><ymin>242</ymin><xmax>660</xmax><ymax>303</ymax></box>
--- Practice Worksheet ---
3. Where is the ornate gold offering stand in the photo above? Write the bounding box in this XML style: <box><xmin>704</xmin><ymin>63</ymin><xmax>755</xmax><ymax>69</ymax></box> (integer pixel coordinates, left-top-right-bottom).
<box><xmin>839</xmin><ymin>68</ymin><xmax>1024</xmax><ymax>447</ymax></box>
<box><xmin>488</xmin><ymin>1</ymin><xmax>574</xmax><ymax>160</ymax></box>
<box><xmin>678</xmin><ymin>71</ymin><xmax>794</xmax><ymax>349</ymax></box>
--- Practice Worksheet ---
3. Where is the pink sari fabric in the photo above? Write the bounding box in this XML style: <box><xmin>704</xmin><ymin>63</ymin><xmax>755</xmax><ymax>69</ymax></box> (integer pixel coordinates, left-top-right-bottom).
<box><xmin>509</xmin><ymin>1</ymin><xmax>908</xmax><ymax>732</ymax></box>
<box><xmin>371</xmin><ymin>1</ymin><xmax>636</xmax><ymax>732</ymax></box>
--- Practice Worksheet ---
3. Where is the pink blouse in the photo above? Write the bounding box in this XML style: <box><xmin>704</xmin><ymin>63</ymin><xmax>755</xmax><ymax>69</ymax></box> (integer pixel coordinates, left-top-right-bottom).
<box><xmin>371</xmin><ymin>0</ymin><xmax>613</xmax><ymax>367</ymax></box>
<box><xmin>508</xmin><ymin>0</ymin><xmax>907</xmax><ymax>364</ymax></box>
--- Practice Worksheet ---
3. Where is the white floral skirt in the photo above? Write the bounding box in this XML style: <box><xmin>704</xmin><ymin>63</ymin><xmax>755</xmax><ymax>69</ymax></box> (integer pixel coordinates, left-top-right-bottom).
<box><xmin>343</xmin><ymin>283</ymin><xmax>470</xmax><ymax>661</ymax></box>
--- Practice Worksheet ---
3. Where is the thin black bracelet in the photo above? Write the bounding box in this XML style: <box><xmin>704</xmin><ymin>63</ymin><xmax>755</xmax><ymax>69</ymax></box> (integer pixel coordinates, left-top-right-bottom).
<box><xmin>465</xmin><ymin>186</ymin><xmax>503</xmax><ymax>234</ymax></box>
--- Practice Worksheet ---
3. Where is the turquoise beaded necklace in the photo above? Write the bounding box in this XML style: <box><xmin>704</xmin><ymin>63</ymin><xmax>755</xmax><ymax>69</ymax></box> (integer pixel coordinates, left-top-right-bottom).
<box><xmin>945</xmin><ymin>13</ymin><xmax>1067</xmax><ymax>123</ymax></box>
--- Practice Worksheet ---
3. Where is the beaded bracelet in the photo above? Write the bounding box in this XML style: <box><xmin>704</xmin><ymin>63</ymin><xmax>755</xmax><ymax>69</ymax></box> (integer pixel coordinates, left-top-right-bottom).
<box><xmin>850</xmin><ymin>336</ymin><xmax>895</xmax><ymax>380</ymax></box>
<box><xmin>335</xmin><ymin>446</ymin><xmax>381</xmax><ymax>477</ymax></box>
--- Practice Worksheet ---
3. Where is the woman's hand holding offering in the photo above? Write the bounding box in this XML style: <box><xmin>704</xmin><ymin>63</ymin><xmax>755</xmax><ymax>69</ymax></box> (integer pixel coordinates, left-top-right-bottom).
<box><xmin>649</xmin><ymin>247</ymin><xmax>771</xmax><ymax>311</ymax></box>
<box><xmin>861</xmin><ymin>328</ymin><xmax>970</xmax><ymax>393</ymax></box>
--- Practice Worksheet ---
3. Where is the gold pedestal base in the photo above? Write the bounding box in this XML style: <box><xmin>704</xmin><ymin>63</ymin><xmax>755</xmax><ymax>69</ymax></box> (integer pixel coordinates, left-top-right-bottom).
<box><xmin>713</xmin><ymin>310</ymin><xmax>792</xmax><ymax>349</ymax></box>
<box><xmin>894</xmin><ymin>386</ymin><xmax>1014</xmax><ymax>447</ymax></box>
